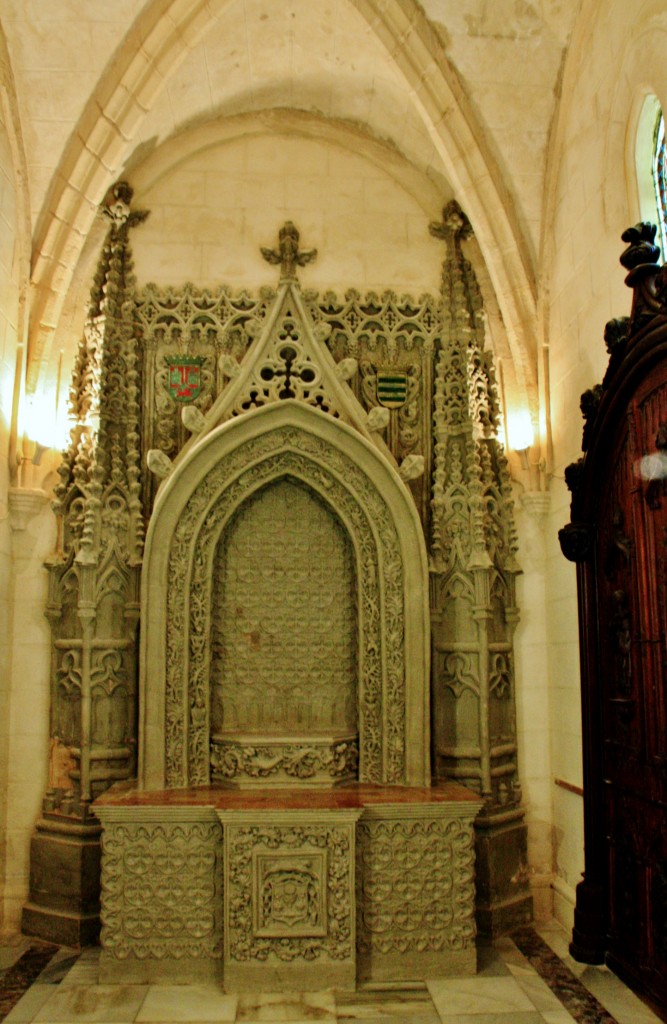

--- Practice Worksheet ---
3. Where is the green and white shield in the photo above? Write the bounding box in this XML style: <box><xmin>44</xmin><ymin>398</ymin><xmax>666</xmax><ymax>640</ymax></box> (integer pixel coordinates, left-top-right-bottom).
<box><xmin>376</xmin><ymin>369</ymin><xmax>408</xmax><ymax>409</ymax></box>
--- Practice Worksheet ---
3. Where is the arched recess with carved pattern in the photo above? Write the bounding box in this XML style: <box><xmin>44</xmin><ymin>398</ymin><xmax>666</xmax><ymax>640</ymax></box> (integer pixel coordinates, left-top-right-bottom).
<box><xmin>139</xmin><ymin>400</ymin><xmax>430</xmax><ymax>791</ymax></box>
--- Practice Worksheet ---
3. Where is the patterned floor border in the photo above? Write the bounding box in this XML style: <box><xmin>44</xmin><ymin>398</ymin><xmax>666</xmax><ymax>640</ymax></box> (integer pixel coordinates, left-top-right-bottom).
<box><xmin>0</xmin><ymin>942</ymin><xmax>58</xmax><ymax>1020</ymax></box>
<box><xmin>2</xmin><ymin>929</ymin><xmax>662</xmax><ymax>1024</ymax></box>
<box><xmin>512</xmin><ymin>927</ymin><xmax>620</xmax><ymax>1024</ymax></box>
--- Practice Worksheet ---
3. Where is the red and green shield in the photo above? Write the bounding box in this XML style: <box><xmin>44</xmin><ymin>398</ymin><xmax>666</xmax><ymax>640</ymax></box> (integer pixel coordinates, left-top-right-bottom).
<box><xmin>165</xmin><ymin>356</ymin><xmax>204</xmax><ymax>402</ymax></box>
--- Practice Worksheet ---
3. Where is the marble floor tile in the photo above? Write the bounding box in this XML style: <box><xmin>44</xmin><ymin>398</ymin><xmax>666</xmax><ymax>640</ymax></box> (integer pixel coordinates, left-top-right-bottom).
<box><xmin>0</xmin><ymin>943</ymin><xmax>60</xmax><ymax>1020</ymax></box>
<box><xmin>3</xmin><ymin>983</ymin><xmax>58</xmax><ymax>1023</ymax></box>
<box><xmin>513</xmin><ymin>972</ymin><xmax>569</xmax><ymax>1013</ymax></box>
<box><xmin>575</xmin><ymin>968</ymin><xmax>665</xmax><ymax>1024</ymax></box>
<box><xmin>336</xmin><ymin>996</ymin><xmax>438</xmax><ymax>1020</ymax></box>
<box><xmin>32</xmin><ymin>984</ymin><xmax>149</xmax><ymax>1023</ymax></box>
<box><xmin>337</xmin><ymin>1010</ymin><xmax>438</xmax><ymax>1024</ymax></box>
<box><xmin>420</xmin><ymin>1015</ymin><xmax>543</xmax><ymax>1024</ymax></box>
<box><xmin>59</xmin><ymin>961</ymin><xmax>101</xmax><ymax>987</ymax></box>
<box><xmin>0</xmin><ymin>937</ymin><xmax>32</xmax><ymax>970</ymax></box>
<box><xmin>534</xmin><ymin>926</ymin><xmax>572</xmax><ymax>961</ymax></box>
<box><xmin>236</xmin><ymin>991</ymin><xmax>336</xmax><ymax>1022</ymax></box>
<box><xmin>345</xmin><ymin>1016</ymin><xmax>440</xmax><ymax>1024</ymax></box>
<box><xmin>35</xmin><ymin>950</ymin><xmax>80</xmax><ymax>984</ymax></box>
<box><xmin>427</xmin><ymin>977</ymin><xmax>537</xmax><ymax>1017</ymax></box>
<box><xmin>541</xmin><ymin>1012</ymin><xmax>580</xmax><ymax>1024</ymax></box>
<box><xmin>135</xmin><ymin>984</ymin><xmax>238</xmax><ymax>1022</ymax></box>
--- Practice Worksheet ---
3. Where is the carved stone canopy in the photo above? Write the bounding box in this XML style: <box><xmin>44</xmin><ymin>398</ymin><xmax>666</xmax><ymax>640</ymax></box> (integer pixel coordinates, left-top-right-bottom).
<box><xmin>139</xmin><ymin>401</ymin><xmax>431</xmax><ymax>790</ymax></box>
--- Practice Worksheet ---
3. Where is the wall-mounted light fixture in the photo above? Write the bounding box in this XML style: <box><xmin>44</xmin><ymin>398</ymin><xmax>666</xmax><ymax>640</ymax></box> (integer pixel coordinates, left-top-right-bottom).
<box><xmin>505</xmin><ymin>409</ymin><xmax>534</xmax><ymax>469</ymax></box>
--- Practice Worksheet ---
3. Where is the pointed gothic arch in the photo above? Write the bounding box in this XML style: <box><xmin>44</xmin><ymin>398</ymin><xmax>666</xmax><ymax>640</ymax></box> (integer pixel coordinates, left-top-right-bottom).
<box><xmin>139</xmin><ymin>400</ymin><xmax>430</xmax><ymax>790</ymax></box>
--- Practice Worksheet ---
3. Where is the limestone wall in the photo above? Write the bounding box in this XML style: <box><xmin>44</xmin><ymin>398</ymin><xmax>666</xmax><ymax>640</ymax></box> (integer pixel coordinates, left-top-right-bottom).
<box><xmin>131</xmin><ymin>133</ymin><xmax>443</xmax><ymax>296</ymax></box>
<box><xmin>543</xmin><ymin>0</ymin><xmax>667</xmax><ymax>927</ymax></box>
<box><xmin>0</xmin><ymin>102</ymin><xmax>17</xmax><ymax>933</ymax></box>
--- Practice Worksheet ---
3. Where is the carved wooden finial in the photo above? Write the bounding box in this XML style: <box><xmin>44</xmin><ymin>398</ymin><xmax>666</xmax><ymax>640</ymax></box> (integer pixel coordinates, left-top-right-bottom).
<box><xmin>260</xmin><ymin>221</ymin><xmax>317</xmax><ymax>281</ymax></box>
<box><xmin>619</xmin><ymin>221</ymin><xmax>660</xmax><ymax>270</ymax></box>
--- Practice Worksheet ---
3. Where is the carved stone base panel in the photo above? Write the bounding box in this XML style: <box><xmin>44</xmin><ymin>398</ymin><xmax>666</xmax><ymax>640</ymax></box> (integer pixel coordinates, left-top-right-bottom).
<box><xmin>356</xmin><ymin>801</ymin><xmax>481</xmax><ymax>983</ymax></box>
<box><xmin>474</xmin><ymin>809</ymin><xmax>533</xmax><ymax>937</ymax></box>
<box><xmin>99</xmin><ymin>955</ymin><xmax>223</xmax><ymax>985</ymax></box>
<box><xmin>22</xmin><ymin>818</ymin><xmax>103</xmax><ymax>947</ymax></box>
<box><xmin>95</xmin><ymin>807</ymin><xmax>223</xmax><ymax>969</ymax></box>
<box><xmin>218</xmin><ymin>809</ymin><xmax>361</xmax><ymax>992</ymax></box>
<box><xmin>210</xmin><ymin>734</ymin><xmax>359</xmax><ymax>787</ymax></box>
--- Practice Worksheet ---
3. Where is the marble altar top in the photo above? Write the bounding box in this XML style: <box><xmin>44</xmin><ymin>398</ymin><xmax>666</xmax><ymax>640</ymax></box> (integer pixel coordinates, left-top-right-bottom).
<box><xmin>95</xmin><ymin>781</ymin><xmax>481</xmax><ymax>810</ymax></box>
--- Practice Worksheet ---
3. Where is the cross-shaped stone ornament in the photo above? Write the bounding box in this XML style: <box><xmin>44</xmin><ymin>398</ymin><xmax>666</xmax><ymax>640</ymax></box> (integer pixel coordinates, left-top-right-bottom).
<box><xmin>261</xmin><ymin>221</ymin><xmax>317</xmax><ymax>281</ymax></box>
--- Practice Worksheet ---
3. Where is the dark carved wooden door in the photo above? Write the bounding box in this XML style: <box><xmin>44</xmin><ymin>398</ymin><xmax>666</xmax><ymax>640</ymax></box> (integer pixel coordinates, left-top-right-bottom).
<box><xmin>560</xmin><ymin>223</ymin><xmax>667</xmax><ymax>1016</ymax></box>
<box><xmin>596</xmin><ymin>367</ymin><xmax>667</xmax><ymax>1002</ymax></box>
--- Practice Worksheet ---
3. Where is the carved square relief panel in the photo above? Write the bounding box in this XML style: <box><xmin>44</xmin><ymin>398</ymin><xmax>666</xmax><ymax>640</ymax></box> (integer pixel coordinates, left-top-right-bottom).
<box><xmin>221</xmin><ymin>818</ymin><xmax>357</xmax><ymax>965</ymax></box>
<box><xmin>253</xmin><ymin>850</ymin><xmax>328</xmax><ymax>938</ymax></box>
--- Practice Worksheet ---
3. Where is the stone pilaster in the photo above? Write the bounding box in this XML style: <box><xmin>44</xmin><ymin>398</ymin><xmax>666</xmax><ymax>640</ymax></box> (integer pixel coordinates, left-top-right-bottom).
<box><xmin>429</xmin><ymin>201</ymin><xmax>532</xmax><ymax>935</ymax></box>
<box><xmin>22</xmin><ymin>183</ymin><xmax>148</xmax><ymax>945</ymax></box>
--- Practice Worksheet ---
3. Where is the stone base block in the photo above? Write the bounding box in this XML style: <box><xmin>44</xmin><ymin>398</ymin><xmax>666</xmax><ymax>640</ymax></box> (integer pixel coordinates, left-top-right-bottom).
<box><xmin>22</xmin><ymin>902</ymin><xmax>100</xmax><ymax>948</ymax></box>
<box><xmin>357</xmin><ymin>949</ymin><xmax>476</xmax><ymax>984</ymax></box>
<box><xmin>357</xmin><ymin>802</ymin><xmax>481</xmax><ymax>983</ymax></box>
<box><xmin>225</xmin><ymin>959</ymin><xmax>356</xmax><ymax>993</ymax></box>
<box><xmin>99</xmin><ymin>953</ymin><xmax>223</xmax><ymax>984</ymax></box>
<box><xmin>475</xmin><ymin>894</ymin><xmax>533</xmax><ymax>937</ymax></box>
<box><xmin>474</xmin><ymin>808</ymin><xmax>533</xmax><ymax>938</ymax></box>
<box><xmin>22</xmin><ymin>817</ymin><xmax>102</xmax><ymax>946</ymax></box>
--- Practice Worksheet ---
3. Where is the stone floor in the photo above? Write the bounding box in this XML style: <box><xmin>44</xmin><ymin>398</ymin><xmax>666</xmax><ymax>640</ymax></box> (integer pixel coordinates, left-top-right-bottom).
<box><xmin>0</xmin><ymin>923</ymin><xmax>664</xmax><ymax>1024</ymax></box>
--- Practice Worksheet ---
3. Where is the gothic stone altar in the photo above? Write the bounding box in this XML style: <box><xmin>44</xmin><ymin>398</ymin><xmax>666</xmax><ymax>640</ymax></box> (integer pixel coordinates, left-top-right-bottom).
<box><xmin>23</xmin><ymin>192</ymin><xmax>531</xmax><ymax>989</ymax></box>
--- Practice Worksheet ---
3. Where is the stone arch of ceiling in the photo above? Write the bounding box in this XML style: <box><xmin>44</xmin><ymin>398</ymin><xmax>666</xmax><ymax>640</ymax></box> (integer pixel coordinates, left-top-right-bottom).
<box><xmin>542</xmin><ymin>0</ymin><xmax>667</xmax><ymax>331</ymax></box>
<box><xmin>26</xmin><ymin>0</ymin><xmax>539</xmax><ymax>416</ymax></box>
<box><xmin>129</xmin><ymin>109</ymin><xmax>450</xmax><ymax>217</ymax></box>
<box><xmin>605</xmin><ymin>17</ymin><xmax>667</xmax><ymax>236</ymax></box>
<box><xmin>0</xmin><ymin>20</ymin><xmax>31</xmax><ymax>351</ymax></box>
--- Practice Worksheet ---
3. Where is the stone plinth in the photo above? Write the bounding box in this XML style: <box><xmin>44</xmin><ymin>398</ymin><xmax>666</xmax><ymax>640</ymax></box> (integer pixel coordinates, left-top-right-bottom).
<box><xmin>95</xmin><ymin>782</ymin><xmax>482</xmax><ymax>990</ymax></box>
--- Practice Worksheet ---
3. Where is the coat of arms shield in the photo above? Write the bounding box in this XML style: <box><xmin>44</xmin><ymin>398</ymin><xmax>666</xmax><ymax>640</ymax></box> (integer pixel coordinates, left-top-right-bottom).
<box><xmin>376</xmin><ymin>369</ymin><xmax>408</xmax><ymax>409</ymax></box>
<box><xmin>165</xmin><ymin>355</ymin><xmax>204</xmax><ymax>402</ymax></box>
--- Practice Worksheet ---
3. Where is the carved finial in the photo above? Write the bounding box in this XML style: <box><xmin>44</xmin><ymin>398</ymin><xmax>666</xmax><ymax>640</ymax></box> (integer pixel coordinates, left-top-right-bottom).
<box><xmin>261</xmin><ymin>221</ymin><xmax>317</xmax><ymax>281</ymax></box>
<box><xmin>620</xmin><ymin>222</ymin><xmax>660</xmax><ymax>270</ymax></box>
<box><xmin>101</xmin><ymin>181</ymin><xmax>149</xmax><ymax>230</ymax></box>
<box><xmin>429</xmin><ymin>199</ymin><xmax>473</xmax><ymax>244</ymax></box>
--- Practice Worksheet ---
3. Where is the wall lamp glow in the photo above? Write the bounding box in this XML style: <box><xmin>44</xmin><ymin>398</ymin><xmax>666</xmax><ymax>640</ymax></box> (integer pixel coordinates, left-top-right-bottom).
<box><xmin>506</xmin><ymin>409</ymin><xmax>534</xmax><ymax>469</ymax></box>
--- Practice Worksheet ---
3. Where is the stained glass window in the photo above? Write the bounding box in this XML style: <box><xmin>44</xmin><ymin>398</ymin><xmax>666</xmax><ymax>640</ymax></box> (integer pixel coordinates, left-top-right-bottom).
<box><xmin>652</xmin><ymin>109</ymin><xmax>667</xmax><ymax>259</ymax></box>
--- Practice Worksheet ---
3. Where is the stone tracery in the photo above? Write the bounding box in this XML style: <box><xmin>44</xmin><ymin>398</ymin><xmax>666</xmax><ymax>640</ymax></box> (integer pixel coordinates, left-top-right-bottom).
<box><xmin>28</xmin><ymin>197</ymin><xmax>527</xmax><ymax>985</ymax></box>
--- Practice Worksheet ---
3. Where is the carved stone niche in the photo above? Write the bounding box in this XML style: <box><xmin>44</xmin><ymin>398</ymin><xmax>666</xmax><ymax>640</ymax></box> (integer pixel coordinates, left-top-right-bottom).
<box><xmin>139</xmin><ymin>400</ymin><xmax>431</xmax><ymax>791</ymax></box>
<box><xmin>208</xmin><ymin>477</ymin><xmax>359</xmax><ymax>787</ymax></box>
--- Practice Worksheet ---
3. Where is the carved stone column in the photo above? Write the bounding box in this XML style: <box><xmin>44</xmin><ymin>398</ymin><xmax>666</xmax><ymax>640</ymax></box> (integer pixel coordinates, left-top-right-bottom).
<box><xmin>429</xmin><ymin>202</ymin><xmax>531</xmax><ymax>935</ymax></box>
<box><xmin>22</xmin><ymin>184</ymin><xmax>148</xmax><ymax>945</ymax></box>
